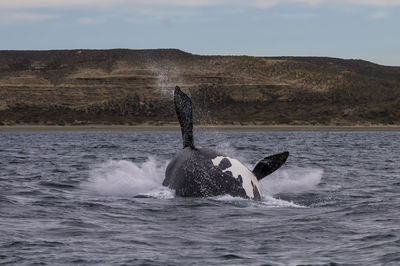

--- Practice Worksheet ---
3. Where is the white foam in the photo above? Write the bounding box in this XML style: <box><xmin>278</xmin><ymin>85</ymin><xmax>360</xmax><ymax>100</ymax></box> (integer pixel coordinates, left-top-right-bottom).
<box><xmin>260</xmin><ymin>167</ymin><xmax>323</xmax><ymax>195</ymax></box>
<box><xmin>260</xmin><ymin>195</ymin><xmax>305</xmax><ymax>208</ymax></box>
<box><xmin>82</xmin><ymin>158</ymin><xmax>170</xmax><ymax>198</ymax></box>
<box><xmin>212</xmin><ymin>194</ymin><xmax>304</xmax><ymax>208</ymax></box>
<box><xmin>140</xmin><ymin>187</ymin><xmax>175</xmax><ymax>199</ymax></box>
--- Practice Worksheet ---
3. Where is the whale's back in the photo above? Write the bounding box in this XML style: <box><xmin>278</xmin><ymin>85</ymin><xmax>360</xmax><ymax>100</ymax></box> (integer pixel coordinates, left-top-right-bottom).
<box><xmin>163</xmin><ymin>147</ymin><xmax>261</xmax><ymax>200</ymax></box>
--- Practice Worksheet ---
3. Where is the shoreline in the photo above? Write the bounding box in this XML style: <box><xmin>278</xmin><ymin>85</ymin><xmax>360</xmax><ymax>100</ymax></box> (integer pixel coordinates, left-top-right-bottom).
<box><xmin>1</xmin><ymin>125</ymin><xmax>400</xmax><ymax>132</ymax></box>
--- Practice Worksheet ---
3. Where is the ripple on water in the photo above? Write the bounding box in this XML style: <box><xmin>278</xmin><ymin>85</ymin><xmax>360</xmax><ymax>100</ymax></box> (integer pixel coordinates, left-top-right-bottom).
<box><xmin>1</xmin><ymin>131</ymin><xmax>399</xmax><ymax>265</ymax></box>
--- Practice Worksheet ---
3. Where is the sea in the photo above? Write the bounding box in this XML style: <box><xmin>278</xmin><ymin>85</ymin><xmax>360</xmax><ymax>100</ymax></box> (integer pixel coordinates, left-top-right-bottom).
<box><xmin>0</xmin><ymin>130</ymin><xmax>399</xmax><ymax>265</ymax></box>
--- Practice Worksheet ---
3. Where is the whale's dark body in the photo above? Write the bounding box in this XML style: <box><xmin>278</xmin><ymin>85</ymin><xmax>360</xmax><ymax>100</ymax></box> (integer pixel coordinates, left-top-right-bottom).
<box><xmin>164</xmin><ymin>147</ymin><xmax>254</xmax><ymax>199</ymax></box>
<box><xmin>162</xmin><ymin>87</ymin><xmax>289</xmax><ymax>200</ymax></box>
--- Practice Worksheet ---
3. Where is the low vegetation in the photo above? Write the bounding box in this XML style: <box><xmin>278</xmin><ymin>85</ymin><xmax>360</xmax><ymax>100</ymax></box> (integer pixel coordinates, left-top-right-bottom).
<box><xmin>1</xmin><ymin>49</ymin><xmax>399</xmax><ymax>125</ymax></box>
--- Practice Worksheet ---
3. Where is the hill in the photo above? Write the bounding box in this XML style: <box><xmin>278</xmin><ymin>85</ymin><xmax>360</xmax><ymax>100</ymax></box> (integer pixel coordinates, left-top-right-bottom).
<box><xmin>1</xmin><ymin>49</ymin><xmax>400</xmax><ymax>126</ymax></box>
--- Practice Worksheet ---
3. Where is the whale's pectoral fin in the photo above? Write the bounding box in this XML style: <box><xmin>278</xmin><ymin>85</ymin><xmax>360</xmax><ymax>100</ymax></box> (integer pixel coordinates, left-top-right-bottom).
<box><xmin>252</xmin><ymin>151</ymin><xmax>289</xmax><ymax>180</ymax></box>
<box><xmin>174</xmin><ymin>86</ymin><xmax>194</xmax><ymax>149</ymax></box>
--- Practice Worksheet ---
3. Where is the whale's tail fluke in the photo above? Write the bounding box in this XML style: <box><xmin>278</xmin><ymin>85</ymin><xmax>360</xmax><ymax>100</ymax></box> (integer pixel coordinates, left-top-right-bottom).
<box><xmin>252</xmin><ymin>151</ymin><xmax>289</xmax><ymax>180</ymax></box>
<box><xmin>174</xmin><ymin>86</ymin><xmax>195</xmax><ymax>149</ymax></box>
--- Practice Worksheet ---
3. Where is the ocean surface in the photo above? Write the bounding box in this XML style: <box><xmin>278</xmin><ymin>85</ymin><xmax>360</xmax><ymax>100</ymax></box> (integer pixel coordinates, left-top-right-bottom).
<box><xmin>1</xmin><ymin>130</ymin><xmax>399</xmax><ymax>265</ymax></box>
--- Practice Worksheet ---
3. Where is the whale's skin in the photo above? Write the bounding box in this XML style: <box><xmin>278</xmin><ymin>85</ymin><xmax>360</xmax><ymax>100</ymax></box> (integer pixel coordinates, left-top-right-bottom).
<box><xmin>163</xmin><ymin>147</ymin><xmax>261</xmax><ymax>200</ymax></box>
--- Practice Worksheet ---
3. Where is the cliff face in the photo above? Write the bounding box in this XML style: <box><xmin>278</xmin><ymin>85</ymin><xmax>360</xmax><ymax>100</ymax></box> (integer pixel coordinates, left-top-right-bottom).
<box><xmin>1</xmin><ymin>49</ymin><xmax>400</xmax><ymax>125</ymax></box>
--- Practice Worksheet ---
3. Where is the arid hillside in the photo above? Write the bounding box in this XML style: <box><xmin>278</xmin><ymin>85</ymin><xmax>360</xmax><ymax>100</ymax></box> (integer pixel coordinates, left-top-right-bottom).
<box><xmin>1</xmin><ymin>49</ymin><xmax>400</xmax><ymax>125</ymax></box>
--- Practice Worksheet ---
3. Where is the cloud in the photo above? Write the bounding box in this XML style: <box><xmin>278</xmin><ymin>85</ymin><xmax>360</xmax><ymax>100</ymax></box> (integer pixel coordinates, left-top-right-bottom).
<box><xmin>0</xmin><ymin>12</ymin><xmax>57</xmax><ymax>24</ymax></box>
<box><xmin>137</xmin><ymin>8</ymin><xmax>199</xmax><ymax>21</ymax></box>
<box><xmin>346</xmin><ymin>0</ymin><xmax>400</xmax><ymax>7</ymax></box>
<box><xmin>0</xmin><ymin>0</ymin><xmax>398</xmax><ymax>24</ymax></box>
<box><xmin>371</xmin><ymin>11</ymin><xmax>388</xmax><ymax>18</ymax></box>
<box><xmin>274</xmin><ymin>12</ymin><xmax>316</xmax><ymax>19</ymax></box>
<box><xmin>77</xmin><ymin>17</ymin><xmax>99</xmax><ymax>24</ymax></box>
<box><xmin>1</xmin><ymin>0</ymin><xmax>400</xmax><ymax>10</ymax></box>
<box><xmin>247</xmin><ymin>0</ymin><xmax>279</xmax><ymax>8</ymax></box>
<box><xmin>0</xmin><ymin>0</ymin><xmax>399</xmax><ymax>9</ymax></box>
<box><xmin>0</xmin><ymin>0</ymin><xmax>218</xmax><ymax>9</ymax></box>
<box><xmin>0</xmin><ymin>0</ymin><xmax>121</xmax><ymax>9</ymax></box>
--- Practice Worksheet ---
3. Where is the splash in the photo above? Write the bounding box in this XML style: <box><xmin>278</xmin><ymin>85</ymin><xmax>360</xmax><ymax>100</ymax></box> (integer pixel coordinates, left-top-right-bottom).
<box><xmin>149</xmin><ymin>63</ymin><xmax>184</xmax><ymax>96</ymax></box>
<box><xmin>82</xmin><ymin>156</ymin><xmax>322</xmax><ymax>206</ymax></box>
<box><xmin>260</xmin><ymin>167</ymin><xmax>323</xmax><ymax>195</ymax></box>
<box><xmin>216</xmin><ymin>141</ymin><xmax>239</xmax><ymax>158</ymax></box>
<box><xmin>82</xmin><ymin>158</ymin><xmax>174</xmax><ymax>198</ymax></box>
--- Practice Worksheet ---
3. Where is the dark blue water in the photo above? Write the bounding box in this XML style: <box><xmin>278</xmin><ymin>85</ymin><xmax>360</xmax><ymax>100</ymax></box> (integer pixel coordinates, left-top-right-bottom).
<box><xmin>1</xmin><ymin>131</ymin><xmax>399</xmax><ymax>265</ymax></box>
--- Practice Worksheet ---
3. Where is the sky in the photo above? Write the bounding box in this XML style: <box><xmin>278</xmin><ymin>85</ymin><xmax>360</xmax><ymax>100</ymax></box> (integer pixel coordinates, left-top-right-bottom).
<box><xmin>0</xmin><ymin>0</ymin><xmax>399</xmax><ymax>66</ymax></box>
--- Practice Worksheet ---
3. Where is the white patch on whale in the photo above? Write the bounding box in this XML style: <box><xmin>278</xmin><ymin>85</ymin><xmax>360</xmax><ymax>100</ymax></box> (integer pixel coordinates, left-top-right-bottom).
<box><xmin>211</xmin><ymin>156</ymin><xmax>261</xmax><ymax>199</ymax></box>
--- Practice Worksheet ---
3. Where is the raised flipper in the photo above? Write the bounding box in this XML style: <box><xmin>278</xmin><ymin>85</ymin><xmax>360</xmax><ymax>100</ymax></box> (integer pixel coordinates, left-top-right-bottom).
<box><xmin>174</xmin><ymin>86</ymin><xmax>195</xmax><ymax>149</ymax></box>
<box><xmin>252</xmin><ymin>151</ymin><xmax>289</xmax><ymax>181</ymax></box>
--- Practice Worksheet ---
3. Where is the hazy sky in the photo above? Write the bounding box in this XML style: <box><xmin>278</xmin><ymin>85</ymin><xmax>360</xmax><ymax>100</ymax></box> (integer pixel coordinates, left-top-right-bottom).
<box><xmin>1</xmin><ymin>0</ymin><xmax>399</xmax><ymax>66</ymax></box>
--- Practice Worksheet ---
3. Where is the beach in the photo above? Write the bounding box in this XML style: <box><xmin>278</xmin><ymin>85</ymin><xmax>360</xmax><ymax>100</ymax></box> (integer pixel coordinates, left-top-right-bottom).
<box><xmin>1</xmin><ymin>124</ymin><xmax>400</xmax><ymax>132</ymax></box>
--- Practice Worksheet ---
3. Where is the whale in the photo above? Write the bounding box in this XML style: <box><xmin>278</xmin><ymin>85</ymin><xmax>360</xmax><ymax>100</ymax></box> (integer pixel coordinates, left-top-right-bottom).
<box><xmin>162</xmin><ymin>86</ymin><xmax>289</xmax><ymax>200</ymax></box>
